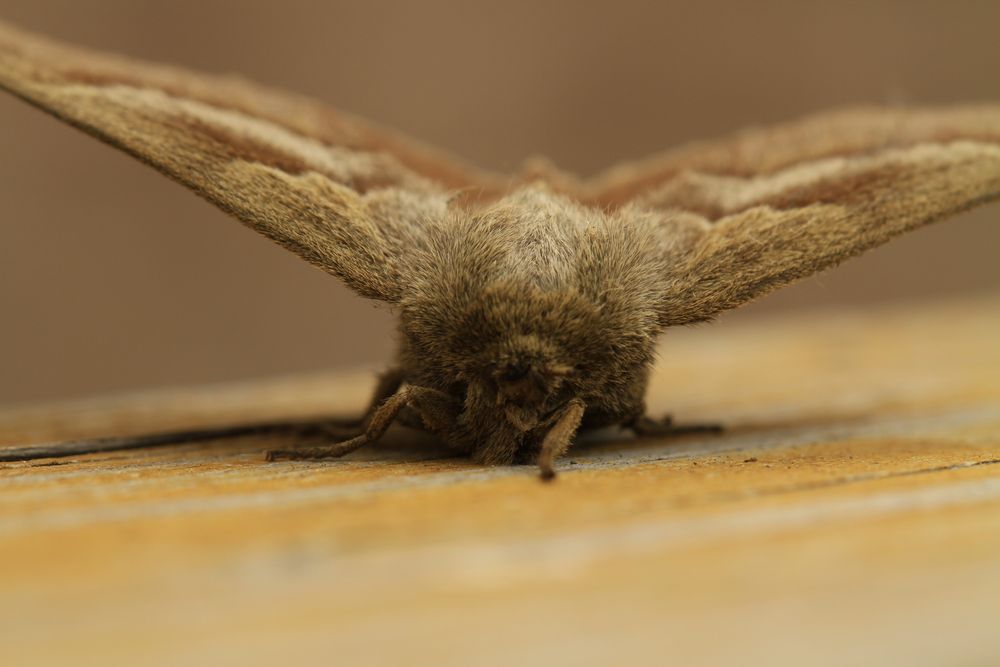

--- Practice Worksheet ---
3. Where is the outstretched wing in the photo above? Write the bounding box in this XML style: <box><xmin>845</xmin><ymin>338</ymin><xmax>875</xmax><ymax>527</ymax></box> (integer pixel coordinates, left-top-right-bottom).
<box><xmin>0</xmin><ymin>20</ymin><xmax>504</xmax><ymax>302</ymax></box>
<box><xmin>4</xmin><ymin>22</ymin><xmax>999</xmax><ymax>315</ymax></box>
<box><xmin>578</xmin><ymin>107</ymin><xmax>1000</xmax><ymax>326</ymax></box>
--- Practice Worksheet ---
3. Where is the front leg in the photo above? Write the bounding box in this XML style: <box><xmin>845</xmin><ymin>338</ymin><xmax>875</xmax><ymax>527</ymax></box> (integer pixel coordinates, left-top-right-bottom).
<box><xmin>266</xmin><ymin>385</ymin><xmax>413</xmax><ymax>461</ymax></box>
<box><xmin>265</xmin><ymin>385</ymin><xmax>459</xmax><ymax>461</ymax></box>
<box><xmin>537</xmin><ymin>399</ymin><xmax>586</xmax><ymax>481</ymax></box>
<box><xmin>259</xmin><ymin>367</ymin><xmax>404</xmax><ymax>443</ymax></box>
<box><xmin>358</xmin><ymin>367</ymin><xmax>405</xmax><ymax>425</ymax></box>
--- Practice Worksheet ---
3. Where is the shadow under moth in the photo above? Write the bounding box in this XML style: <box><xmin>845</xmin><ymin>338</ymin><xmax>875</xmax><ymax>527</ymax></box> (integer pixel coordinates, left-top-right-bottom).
<box><xmin>2</xmin><ymin>21</ymin><xmax>999</xmax><ymax>480</ymax></box>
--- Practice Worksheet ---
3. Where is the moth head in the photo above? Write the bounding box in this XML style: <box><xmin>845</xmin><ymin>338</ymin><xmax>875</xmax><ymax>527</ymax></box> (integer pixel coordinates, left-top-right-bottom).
<box><xmin>488</xmin><ymin>333</ymin><xmax>576</xmax><ymax>431</ymax></box>
<box><xmin>401</xmin><ymin>282</ymin><xmax>607</xmax><ymax>430</ymax></box>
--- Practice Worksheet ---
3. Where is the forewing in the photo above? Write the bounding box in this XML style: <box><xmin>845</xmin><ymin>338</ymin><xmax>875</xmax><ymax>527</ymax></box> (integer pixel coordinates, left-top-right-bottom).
<box><xmin>582</xmin><ymin>107</ymin><xmax>1000</xmax><ymax>325</ymax></box>
<box><xmin>0</xmin><ymin>21</ymin><xmax>487</xmax><ymax>301</ymax></box>
<box><xmin>582</xmin><ymin>106</ymin><xmax>1000</xmax><ymax>208</ymax></box>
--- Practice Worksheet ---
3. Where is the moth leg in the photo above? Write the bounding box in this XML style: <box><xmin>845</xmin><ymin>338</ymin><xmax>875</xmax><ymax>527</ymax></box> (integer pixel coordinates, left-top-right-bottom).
<box><xmin>246</xmin><ymin>367</ymin><xmax>406</xmax><ymax>447</ymax></box>
<box><xmin>37</xmin><ymin>370</ymin><xmax>407</xmax><ymax>460</ymax></box>
<box><xmin>537</xmin><ymin>399</ymin><xmax>586</xmax><ymax>481</ymax></box>
<box><xmin>294</xmin><ymin>366</ymin><xmax>403</xmax><ymax>437</ymax></box>
<box><xmin>627</xmin><ymin>414</ymin><xmax>723</xmax><ymax>438</ymax></box>
<box><xmin>265</xmin><ymin>385</ymin><xmax>414</xmax><ymax>461</ymax></box>
<box><xmin>359</xmin><ymin>367</ymin><xmax>406</xmax><ymax>424</ymax></box>
<box><xmin>403</xmin><ymin>388</ymin><xmax>464</xmax><ymax>443</ymax></box>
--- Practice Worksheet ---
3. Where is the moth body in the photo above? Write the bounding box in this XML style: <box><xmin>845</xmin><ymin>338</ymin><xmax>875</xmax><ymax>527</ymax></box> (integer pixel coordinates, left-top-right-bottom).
<box><xmin>2</xmin><ymin>21</ymin><xmax>998</xmax><ymax>477</ymax></box>
<box><xmin>396</xmin><ymin>187</ymin><xmax>664</xmax><ymax>466</ymax></box>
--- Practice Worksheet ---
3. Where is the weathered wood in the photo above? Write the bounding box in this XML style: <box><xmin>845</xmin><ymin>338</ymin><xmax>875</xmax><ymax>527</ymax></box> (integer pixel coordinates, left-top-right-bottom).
<box><xmin>1</xmin><ymin>297</ymin><xmax>999</xmax><ymax>666</ymax></box>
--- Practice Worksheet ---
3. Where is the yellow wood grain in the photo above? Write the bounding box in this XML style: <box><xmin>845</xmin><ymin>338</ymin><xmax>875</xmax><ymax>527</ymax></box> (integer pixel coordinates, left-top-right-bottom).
<box><xmin>1</xmin><ymin>297</ymin><xmax>999</xmax><ymax>666</ymax></box>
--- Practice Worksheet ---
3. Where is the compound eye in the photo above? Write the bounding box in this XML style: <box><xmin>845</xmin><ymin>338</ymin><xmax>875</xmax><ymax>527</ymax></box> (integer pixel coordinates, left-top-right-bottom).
<box><xmin>500</xmin><ymin>363</ymin><xmax>530</xmax><ymax>383</ymax></box>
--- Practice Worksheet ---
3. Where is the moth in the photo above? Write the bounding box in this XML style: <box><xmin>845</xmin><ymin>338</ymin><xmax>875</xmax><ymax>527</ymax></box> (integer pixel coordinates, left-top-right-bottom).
<box><xmin>2</xmin><ymin>21</ymin><xmax>999</xmax><ymax>479</ymax></box>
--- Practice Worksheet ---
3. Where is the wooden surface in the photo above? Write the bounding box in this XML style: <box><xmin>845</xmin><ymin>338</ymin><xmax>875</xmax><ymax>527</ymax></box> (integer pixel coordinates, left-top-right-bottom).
<box><xmin>1</xmin><ymin>296</ymin><xmax>999</xmax><ymax>666</ymax></box>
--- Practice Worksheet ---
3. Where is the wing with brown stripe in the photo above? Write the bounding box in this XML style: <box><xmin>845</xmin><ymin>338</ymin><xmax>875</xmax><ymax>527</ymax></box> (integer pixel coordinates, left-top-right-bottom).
<box><xmin>2</xmin><ymin>20</ymin><xmax>999</xmax><ymax>318</ymax></box>
<box><xmin>652</xmin><ymin>137</ymin><xmax>1000</xmax><ymax>325</ymax></box>
<box><xmin>0</xmin><ymin>20</ymin><xmax>489</xmax><ymax>302</ymax></box>
<box><xmin>580</xmin><ymin>106</ymin><xmax>1000</xmax><ymax>208</ymax></box>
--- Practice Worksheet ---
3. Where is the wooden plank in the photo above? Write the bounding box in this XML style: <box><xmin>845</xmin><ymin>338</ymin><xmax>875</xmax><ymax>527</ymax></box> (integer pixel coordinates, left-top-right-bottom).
<box><xmin>1</xmin><ymin>296</ymin><xmax>999</xmax><ymax>666</ymax></box>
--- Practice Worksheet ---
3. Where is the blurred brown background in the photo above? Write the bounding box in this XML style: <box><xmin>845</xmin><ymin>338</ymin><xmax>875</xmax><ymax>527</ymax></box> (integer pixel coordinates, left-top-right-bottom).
<box><xmin>1</xmin><ymin>0</ymin><xmax>998</xmax><ymax>405</ymax></box>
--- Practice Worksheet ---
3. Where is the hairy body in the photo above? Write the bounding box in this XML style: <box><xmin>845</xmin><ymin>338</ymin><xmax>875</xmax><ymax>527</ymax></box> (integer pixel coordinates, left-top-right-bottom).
<box><xmin>399</xmin><ymin>189</ymin><xmax>666</xmax><ymax>468</ymax></box>
<box><xmin>2</xmin><ymin>21</ymin><xmax>999</xmax><ymax>478</ymax></box>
